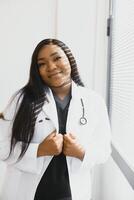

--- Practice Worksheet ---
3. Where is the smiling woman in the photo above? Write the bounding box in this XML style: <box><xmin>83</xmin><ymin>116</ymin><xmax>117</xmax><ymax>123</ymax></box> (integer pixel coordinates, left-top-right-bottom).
<box><xmin>37</xmin><ymin>44</ymin><xmax>72</xmax><ymax>91</ymax></box>
<box><xmin>0</xmin><ymin>38</ymin><xmax>111</xmax><ymax>200</ymax></box>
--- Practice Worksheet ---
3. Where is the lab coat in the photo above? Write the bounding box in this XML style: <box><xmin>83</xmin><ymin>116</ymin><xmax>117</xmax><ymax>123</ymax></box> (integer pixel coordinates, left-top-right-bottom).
<box><xmin>0</xmin><ymin>81</ymin><xmax>111</xmax><ymax>200</ymax></box>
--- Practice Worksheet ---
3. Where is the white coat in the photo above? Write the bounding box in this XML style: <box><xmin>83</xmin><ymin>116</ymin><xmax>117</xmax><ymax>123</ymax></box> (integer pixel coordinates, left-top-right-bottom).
<box><xmin>0</xmin><ymin>81</ymin><xmax>111</xmax><ymax>200</ymax></box>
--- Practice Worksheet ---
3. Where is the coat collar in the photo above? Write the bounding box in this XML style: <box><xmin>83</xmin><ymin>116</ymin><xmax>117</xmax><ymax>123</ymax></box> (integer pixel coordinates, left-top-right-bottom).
<box><xmin>42</xmin><ymin>81</ymin><xmax>81</xmax><ymax>132</ymax></box>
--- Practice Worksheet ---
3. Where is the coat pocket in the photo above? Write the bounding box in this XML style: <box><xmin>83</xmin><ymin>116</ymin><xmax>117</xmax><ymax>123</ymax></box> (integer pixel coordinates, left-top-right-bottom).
<box><xmin>33</xmin><ymin>112</ymin><xmax>56</xmax><ymax>143</ymax></box>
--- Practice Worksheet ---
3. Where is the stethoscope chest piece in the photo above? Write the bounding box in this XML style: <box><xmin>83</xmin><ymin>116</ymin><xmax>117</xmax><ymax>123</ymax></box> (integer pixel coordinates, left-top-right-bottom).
<box><xmin>80</xmin><ymin>117</ymin><xmax>87</xmax><ymax>125</ymax></box>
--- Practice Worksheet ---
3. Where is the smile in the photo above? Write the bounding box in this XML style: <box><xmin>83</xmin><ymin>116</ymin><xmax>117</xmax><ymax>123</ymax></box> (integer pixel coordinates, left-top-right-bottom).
<box><xmin>48</xmin><ymin>72</ymin><xmax>62</xmax><ymax>78</ymax></box>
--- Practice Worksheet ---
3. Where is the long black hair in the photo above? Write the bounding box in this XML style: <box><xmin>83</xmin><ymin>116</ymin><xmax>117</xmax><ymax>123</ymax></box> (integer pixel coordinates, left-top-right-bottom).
<box><xmin>4</xmin><ymin>38</ymin><xmax>84</xmax><ymax>160</ymax></box>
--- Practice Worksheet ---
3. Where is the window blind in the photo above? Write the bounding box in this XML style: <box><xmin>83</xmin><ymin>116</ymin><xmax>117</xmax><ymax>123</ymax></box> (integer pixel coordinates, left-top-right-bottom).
<box><xmin>110</xmin><ymin>0</ymin><xmax>134</xmax><ymax>170</ymax></box>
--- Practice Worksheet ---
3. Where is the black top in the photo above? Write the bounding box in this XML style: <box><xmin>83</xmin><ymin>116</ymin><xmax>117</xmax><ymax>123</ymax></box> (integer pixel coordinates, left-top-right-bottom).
<box><xmin>34</xmin><ymin>93</ymin><xmax>72</xmax><ymax>200</ymax></box>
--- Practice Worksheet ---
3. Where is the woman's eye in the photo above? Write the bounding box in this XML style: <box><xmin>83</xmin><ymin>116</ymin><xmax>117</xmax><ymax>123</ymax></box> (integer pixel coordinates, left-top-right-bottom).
<box><xmin>38</xmin><ymin>63</ymin><xmax>46</xmax><ymax>67</ymax></box>
<box><xmin>54</xmin><ymin>56</ymin><xmax>62</xmax><ymax>61</ymax></box>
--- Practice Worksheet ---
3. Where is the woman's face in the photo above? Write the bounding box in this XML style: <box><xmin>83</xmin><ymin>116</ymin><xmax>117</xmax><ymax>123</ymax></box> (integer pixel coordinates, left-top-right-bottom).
<box><xmin>37</xmin><ymin>44</ymin><xmax>71</xmax><ymax>88</ymax></box>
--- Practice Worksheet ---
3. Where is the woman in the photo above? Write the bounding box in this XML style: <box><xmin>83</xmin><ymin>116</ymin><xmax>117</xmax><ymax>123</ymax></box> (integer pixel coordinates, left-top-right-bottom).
<box><xmin>0</xmin><ymin>39</ymin><xmax>111</xmax><ymax>200</ymax></box>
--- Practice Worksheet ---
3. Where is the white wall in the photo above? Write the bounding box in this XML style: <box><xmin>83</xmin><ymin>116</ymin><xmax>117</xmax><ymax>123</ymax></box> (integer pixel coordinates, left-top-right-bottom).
<box><xmin>0</xmin><ymin>0</ymin><xmax>57</xmax><ymax>110</ymax></box>
<box><xmin>56</xmin><ymin>0</ymin><xmax>98</xmax><ymax>88</ymax></box>
<box><xmin>56</xmin><ymin>0</ymin><xmax>109</xmax><ymax>98</ymax></box>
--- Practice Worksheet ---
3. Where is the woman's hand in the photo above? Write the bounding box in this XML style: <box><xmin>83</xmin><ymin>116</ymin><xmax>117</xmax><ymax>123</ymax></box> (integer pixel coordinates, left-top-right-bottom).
<box><xmin>63</xmin><ymin>133</ymin><xmax>85</xmax><ymax>161</ymax></box>
<box><xmin>37</xmin><ymin>130</ymin><xmax>63</xmax><ymax>157</ymax></box>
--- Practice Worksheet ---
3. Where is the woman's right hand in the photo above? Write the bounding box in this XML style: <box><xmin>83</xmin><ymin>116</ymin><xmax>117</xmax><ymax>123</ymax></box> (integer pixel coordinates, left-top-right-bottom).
<box><xmin>37</xmin><ymin>130</ymin><xmax>63</xmax><ymax>157</ymax></box>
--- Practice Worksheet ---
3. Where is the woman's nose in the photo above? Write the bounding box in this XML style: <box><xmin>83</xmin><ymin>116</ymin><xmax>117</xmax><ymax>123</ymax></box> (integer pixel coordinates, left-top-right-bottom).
<box><xmin>47</xmin><ymin>61</ymin><xmax>57</xmax><ymax>71</ymax></box>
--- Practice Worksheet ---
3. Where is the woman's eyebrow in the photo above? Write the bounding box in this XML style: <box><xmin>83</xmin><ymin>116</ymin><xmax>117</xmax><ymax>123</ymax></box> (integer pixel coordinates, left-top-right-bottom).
<box><xmin>37</xmin><ymin>52</ymin><xmax>59</xmax><ymax>61</ymax></box>
<box><xmin>50</xmin><ymin>52</ymin><xmax>59</xmax><ymax>57</ymax></box>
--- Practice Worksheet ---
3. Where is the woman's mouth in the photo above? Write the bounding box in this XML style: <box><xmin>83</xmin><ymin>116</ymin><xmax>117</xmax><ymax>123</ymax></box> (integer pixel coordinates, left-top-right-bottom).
<box><xmin>48</xmin><ymin>72</ymin><xmax>62</xmax><ymax>78</ymax></box>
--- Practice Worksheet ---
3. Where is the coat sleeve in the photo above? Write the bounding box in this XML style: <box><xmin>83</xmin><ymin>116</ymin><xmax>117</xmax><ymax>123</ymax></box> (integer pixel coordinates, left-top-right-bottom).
<box><xmin>70</xmin><ymin>94</ymin><xmax>112</xmax><ymax>172</ymax></box>
<box><xmin>0</xmin><ymin>92</ymin><xmax>44</xmax><ymax>174</ymax></box>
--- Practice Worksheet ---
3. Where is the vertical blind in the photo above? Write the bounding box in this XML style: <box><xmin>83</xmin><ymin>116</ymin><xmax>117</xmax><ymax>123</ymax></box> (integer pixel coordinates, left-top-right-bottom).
<box><xmin>110</xmin><ymin>0</ymin><xmax>134</xmax><ymax>170</ymax></box>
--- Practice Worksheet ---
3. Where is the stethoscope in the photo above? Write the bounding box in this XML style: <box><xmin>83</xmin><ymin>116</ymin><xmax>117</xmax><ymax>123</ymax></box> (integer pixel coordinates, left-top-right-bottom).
<box><xmin>41</xmin><ymin>98</ymin><xmax>87</xmax><ymax>125</ymax></box>
<box><xmin>41</xmin><ymin>97</ymin><xmax>87</xmax><ymax>125</ymax></box>
<box><xmin>80</xmin><ymin>98</ymin><xmax>87</xmax><ymax>125</ymax></box>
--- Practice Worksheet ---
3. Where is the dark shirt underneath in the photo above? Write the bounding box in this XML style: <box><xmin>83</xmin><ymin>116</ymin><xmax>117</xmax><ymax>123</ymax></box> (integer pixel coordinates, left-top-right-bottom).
<box><xmin>34</xmin><ymin>93</ymin><xmax>72</xmax><ymax>200</ymax></box>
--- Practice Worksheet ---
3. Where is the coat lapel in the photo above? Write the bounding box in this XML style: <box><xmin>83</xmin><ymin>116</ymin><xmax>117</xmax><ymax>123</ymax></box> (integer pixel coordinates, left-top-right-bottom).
<box><xmin>66</xmin><ymin>81</ymin><xmax>82</xmax><ymax>133</ymax></box>
<box><xmin>42</xmin><ymin>89</ymin><xmax>59</xmax><ymax>132</ymax></box>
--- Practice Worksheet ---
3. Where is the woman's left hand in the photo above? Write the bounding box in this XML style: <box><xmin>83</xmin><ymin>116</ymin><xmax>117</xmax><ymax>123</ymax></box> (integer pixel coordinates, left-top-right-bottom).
<box><xmin>63</xmin><ymin>133</ymin><xmax>85</xmax><ymax>161</ymax></box>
